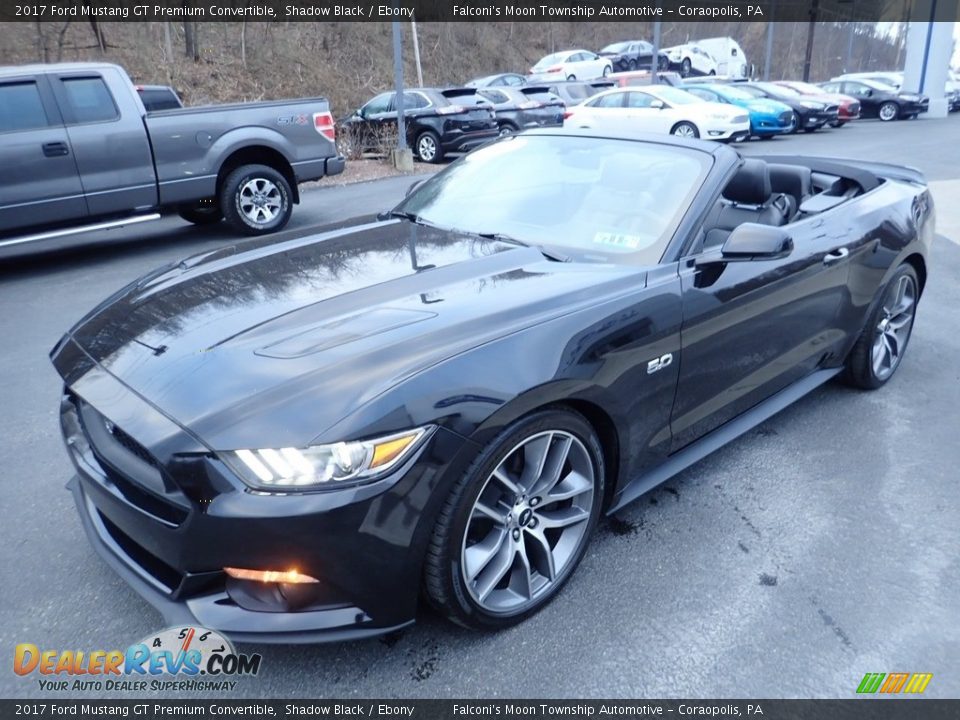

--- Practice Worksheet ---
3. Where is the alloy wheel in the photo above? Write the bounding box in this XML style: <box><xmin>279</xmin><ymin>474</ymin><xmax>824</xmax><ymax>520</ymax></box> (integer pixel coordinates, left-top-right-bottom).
<box><xmin>673</xmin><ymin>123</ymin><xmax>697</xmax><ymax>138</ymax></box>
<box><xmin>238</xmin><ymin>178</ymin><xmax>282</xmax><ymax>225</ymax></box>
<box><xmin>879</xmin><ymin>102</ymin><xmax>898</xmax><ymax>121</ymax></box>
<box><xmin>418</xmin><ymin>134</ymin><xmax>437</xmax><ymax>162</ymax></box>
<box><xmin>871</xmin><ymin>274</ymin><xmax>916</xmax><ymax>380</ymax></box>
<box><xmin>460</xmin><ymin>430</ymin><xmax>595</xmax><ymax>614</ymax></box>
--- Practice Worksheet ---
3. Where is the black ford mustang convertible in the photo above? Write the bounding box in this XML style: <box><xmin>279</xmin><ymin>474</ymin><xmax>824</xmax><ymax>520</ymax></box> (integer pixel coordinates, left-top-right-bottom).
<box><xmin>52</xmin><ymin>130</ymin><xmax>934</xmax><ymax>642</ymax></box>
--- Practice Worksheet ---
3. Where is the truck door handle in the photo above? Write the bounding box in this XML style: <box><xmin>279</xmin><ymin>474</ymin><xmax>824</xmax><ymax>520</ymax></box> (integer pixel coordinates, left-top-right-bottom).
<box><xmin>823</xmin><ymin>248</ymin><xmax>849</xmax><ymax>266</ymax></box>
<box><xmin>42</xmin><ymin>142</ymin><xmax>69</xmax><ymax>157</ymax></box>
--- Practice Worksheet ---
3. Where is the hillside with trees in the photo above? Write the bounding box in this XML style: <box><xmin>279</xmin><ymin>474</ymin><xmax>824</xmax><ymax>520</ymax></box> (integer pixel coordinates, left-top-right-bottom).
<box><xmin>0</xmin><ymin>21</ymin><xmax>905</xmax><ymax>117</ymax></box>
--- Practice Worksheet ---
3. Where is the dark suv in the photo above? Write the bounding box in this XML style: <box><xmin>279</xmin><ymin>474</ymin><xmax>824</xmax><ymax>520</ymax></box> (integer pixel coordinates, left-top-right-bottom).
<box><xmin>477</xmin><ymin>87</ymin><xmax>564</xmax><ymax>135</ymax></box>
<box><xmin>342</xmin><ymin>88</ymin><xmax>498</xmax><ymax>163</ymax></box>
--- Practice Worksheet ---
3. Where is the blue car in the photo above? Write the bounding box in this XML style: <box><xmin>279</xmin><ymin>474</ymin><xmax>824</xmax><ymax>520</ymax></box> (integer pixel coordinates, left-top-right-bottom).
<box><xmin>684</xmin><ymin>83</ymin><xmax>795</xmax><ymax>138</ymax></box>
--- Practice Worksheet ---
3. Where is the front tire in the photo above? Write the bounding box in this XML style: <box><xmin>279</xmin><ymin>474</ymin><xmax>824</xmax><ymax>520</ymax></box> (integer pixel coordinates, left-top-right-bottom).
<box><xmin>415</xmin><ymin>130</ymin><xmax>444</xmax><ymax>164</ymax></box>
<box><xmin>878</xmin><ymin>101</ymin><xmax>899</xmax><ymax>122</ymax></box>
<box><xmin>842</xmin><ymin>264</ymin><xmax>919</xmax><ymax>389</ymax></box>
<box><xmin>670</xmin><ymin>121</ymin><xmax>700</xmax><ymax>139</ymax></box>
<box><xmin>602</xmin><ymin>65</ymin><xmax>611</xmax><ymax>77</ymax></box>
<box><xmin>220</xmin><ymin>164</ymin><xmax>292</xmax><ymax>236</ymax></box>
<box><xmin>681</xmin><ymin>58</ymin><xmax>692</xmax><ymax>77</ymax></box>
<box><xmin>423</xmin><ymin>409</ymin><xmax>605</xmax><ymax>630</ymax></box>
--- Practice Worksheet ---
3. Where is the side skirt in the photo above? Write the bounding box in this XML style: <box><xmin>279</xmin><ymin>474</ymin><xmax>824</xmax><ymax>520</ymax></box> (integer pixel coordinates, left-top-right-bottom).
<box><xmin>607</xmin><ymin>367</ymin><xmax>842</xmax><ymax>515</ymax></box>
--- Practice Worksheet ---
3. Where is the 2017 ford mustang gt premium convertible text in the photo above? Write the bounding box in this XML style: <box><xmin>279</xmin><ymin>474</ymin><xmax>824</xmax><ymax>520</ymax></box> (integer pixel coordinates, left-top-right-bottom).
<box><xmin>52</xmin><ymin>131</ymin><xmax>934</xmax><ymax>642</ymax></box>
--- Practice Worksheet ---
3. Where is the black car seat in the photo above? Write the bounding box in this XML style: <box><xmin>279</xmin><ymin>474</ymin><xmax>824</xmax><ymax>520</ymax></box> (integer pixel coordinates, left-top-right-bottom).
<box><xmin>767</xmin><ymin>163</ymin><xmax>813</xmax><ymax>219</ymax></box>
<box><xmin>703</xmin><ymin>159</ymin><xmax>791</xmax><ymax>248</ymax></box>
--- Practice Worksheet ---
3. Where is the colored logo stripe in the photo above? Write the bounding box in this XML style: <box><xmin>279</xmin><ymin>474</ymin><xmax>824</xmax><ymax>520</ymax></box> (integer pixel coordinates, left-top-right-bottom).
<box><xmin>857</xmin><ymin>672</ymin><xmax>932</xmax><ymax>694</ymax></box>
<box><xmin>879</xmin><ymin>673</ymin><xmax>909</xmax><ymax>693</ymax></box>
<box><xmin>857</xmin><ymin>673</ymin><xmax>885</xmax><ymax>693</ymax></box>
<box><xmin>903</xmin><ymin>673</ymin><xmax>933</xmax><ymax>694</ymax></box>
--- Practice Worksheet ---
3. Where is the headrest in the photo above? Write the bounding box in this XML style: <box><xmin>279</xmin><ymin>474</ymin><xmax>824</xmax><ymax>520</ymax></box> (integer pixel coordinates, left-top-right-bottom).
<box><xmin>724</xmin><ymin>159</ymin><xmax>772</xmax><ymax>205</ymax></box>
<box><xmin>768</xmin><ymin>163</ymin><xmax>813</xmax><ymax>200</ymax></box>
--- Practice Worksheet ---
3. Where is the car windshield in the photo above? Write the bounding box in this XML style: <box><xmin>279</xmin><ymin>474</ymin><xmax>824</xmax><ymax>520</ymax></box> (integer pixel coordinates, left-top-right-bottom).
<box><xmin>786</xmin><ymin>81</ymin><xmax>822</xmax><ymax>94</ymax></box>
<box><xmin>756</xmin><ymin>82</ymin><xmax>797</xmax><ymax>96</ymax></box>
<box><xmin>602</xmin><ymin>43</ymin><xmax>630</xmax><ymax>53</ymax></box>
<box><xmin>861</xmin><ymin>79</ymin><xmax>898</xmax><ymax>91</ymax></box>
<box><xmin>652</xmin><ymin>87</ymin><xmax>701</xmax><ymax>105</ymax></box>
<box><xmin>395</xmin><ymin>135</ymin><xmax>710</xmax><ymax>264</ymax></box>
<box><xmin>716</xmin><ymin>86</ymin><xmax>754</xmax><ymax>101</ymax></box>
<box><xmin>737</xmin><ymin>85</ymin><xmax>766</xmax><ymax>98</ymax></box>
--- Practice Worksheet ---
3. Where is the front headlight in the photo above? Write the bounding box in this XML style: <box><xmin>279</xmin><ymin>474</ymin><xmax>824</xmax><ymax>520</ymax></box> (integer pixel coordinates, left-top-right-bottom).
<box><xmin>223</xmin><ymin>427</ymin><xmax>432</xmax><ymax>490</ymax></box>
<box><xmin>799</xmin><ymin>101</ymin><xmax>823</xmax><ymax>109</ymax></box>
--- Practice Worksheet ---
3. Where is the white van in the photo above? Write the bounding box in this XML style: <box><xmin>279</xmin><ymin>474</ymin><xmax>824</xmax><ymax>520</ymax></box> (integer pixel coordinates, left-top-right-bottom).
<box><xmin>695</xmin><ymin>37</ymin><xmax>752</xmax><ymax>79</ymax></box>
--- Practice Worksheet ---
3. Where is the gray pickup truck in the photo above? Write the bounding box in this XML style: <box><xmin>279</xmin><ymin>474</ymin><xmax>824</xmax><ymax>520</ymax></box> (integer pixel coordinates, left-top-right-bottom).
<box><xmin>0</xmin><ymin>62</ymin><xmax>345</xmax><ymax>252</ymax></box>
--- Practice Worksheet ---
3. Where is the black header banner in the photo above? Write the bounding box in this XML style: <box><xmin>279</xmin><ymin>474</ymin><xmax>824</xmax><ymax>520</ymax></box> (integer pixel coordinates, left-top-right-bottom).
<box><xmin>2</xmin><ymin>700</ymin><xmax>960</xmax><ymax>720</ymax></box>
<box><xmin>1</xmin><ymin>0</ymin><xmax>958</xmax><ymax>23</ymax></box>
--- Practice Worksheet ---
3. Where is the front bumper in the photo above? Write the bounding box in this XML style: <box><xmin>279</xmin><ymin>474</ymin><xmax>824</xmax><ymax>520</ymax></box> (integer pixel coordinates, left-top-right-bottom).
<box><xmin>703</xmin><ymin>120</ymin><xmax>751</xmax><ymax>142</ymax></box>
<box><xmin>68</xmin><ymin>475</ymin><xmax>413</xmax><ymax>644</ymax></box>
<box><xmin>54</xmin><ymin>339</ymin><xmax>469</xmax><ymax>643</ymax></box>
<box><xmin>750</xmin><ymin>111</ymin><xmax>795</xmax><ymax>136</ymax></box>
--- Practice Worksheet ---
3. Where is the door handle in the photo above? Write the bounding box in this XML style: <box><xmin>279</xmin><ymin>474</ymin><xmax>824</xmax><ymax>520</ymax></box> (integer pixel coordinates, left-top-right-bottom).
<box><xmin>823</xmin><ymin>247</ymin><xmax>849</xmax><ymax>266</ymax></box>
<box><xmin>42</xmin><ymin>142</ymin><xmax>69</xmax><ymax>157</ymax></box>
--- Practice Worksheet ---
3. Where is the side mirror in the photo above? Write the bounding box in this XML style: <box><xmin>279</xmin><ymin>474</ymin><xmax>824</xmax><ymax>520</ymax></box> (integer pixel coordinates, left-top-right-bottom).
<box><xmin>406</xmin><ymin>179</ymin><xmax>425</xmax><ymax>197</ymax></box>
<box><xmin>651</xmin><ymin>99</ymin><xmax>665</xmax><ymax>109</ymax></box>
<box><xmin>355</xmin><ymin>108</ymin><xmax>364</xmax><ymax>119</ymax></box>
<box><xmin>864</xmin><ymin>89</ymin><xmax>873</xmax><ymax>97</ymax></box>
<box><xmin>720</xmin><ymin>224</ymin><xmax>793</xmax><ymax>260</ymax></box>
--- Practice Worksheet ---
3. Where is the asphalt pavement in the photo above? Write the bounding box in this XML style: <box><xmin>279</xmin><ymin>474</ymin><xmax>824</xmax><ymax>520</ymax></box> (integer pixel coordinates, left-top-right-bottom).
<box><xmin>1</xmin><ymin>117</ymin><xmax>958</xmax><ymax>699</ymax></box>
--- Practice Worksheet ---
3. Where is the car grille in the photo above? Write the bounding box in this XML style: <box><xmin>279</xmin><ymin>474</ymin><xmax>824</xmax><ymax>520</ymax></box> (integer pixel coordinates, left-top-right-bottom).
<box><xmin>732</xmin><ymin>114</ymin><xmax>748</xmax><ymax>123</ymax></box>
<box><xmin>108</xmin><ymin>422</ymin><xmax>160</xmax><ymax>470</ymax></box>
<box><xmin>848</xmin><ymin>102</ymin><xmax>860</xmax><ymax>114</ymax></box>
<box><xmin>72</xmin><ymin>395</ymin><xmax>188</xmax><ymax>526</ymax></box>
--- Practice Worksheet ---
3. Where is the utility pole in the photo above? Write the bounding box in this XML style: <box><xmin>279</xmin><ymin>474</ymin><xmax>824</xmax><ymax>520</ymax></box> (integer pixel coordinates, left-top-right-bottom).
<box><xmin>845</xmin><ymin>18</ymin><xmax>856</xmax><ymax>73</ymax></box>
<box><xmin>651</xmin><ymin>18</ymin><xmax>661</xmax><ymax>82</ymax></box>
<box><xmin>392</xmin><ymin>20</ymin><xmax>413</xmax><ymax>171</ymax></box>
<box><xmin>802</xmin><ymin>0</ymin><xmax>820</xmax><ymax>82</ymax></box>
<box><xmin>763</xmin><ymin>20</ymin><xmax>774</xmax><ymax>80</ymax></box>
<box><xmin>411</xmin><ymin>16</ymin><xmax>423</xmax><ymax>87</ymax></box>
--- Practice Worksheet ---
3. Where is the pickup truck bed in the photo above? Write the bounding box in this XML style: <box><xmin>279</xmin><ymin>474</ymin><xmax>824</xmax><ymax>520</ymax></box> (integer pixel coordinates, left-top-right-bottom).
<box><xmin>0</xmin><ymin>62</ymin><xmax>345</xmax><ymax>253</ymax></box>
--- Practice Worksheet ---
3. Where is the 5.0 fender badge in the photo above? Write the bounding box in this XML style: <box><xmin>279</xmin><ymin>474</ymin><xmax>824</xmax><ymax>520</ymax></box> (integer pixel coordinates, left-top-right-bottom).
<box><xmin>647</xmin><ymin>353</ymin><xmax>674</xmax><ymax>374</ymax></box>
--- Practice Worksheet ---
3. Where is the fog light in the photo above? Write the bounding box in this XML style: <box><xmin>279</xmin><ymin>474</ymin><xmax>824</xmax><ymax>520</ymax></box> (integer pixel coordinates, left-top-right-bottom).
<box><xmin>708</xmin><ymin>131</ymin><xmax>723</xmax><ymax>136</ymax></box>
<box><xmin>224</xmin><ymin>567</ymin><xmax>319</xmax><ymax>584</ymax></box>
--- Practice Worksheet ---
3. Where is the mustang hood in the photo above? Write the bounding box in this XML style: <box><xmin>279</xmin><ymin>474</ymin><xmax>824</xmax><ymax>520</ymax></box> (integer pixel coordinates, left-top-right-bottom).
<box><xmin>56</xmin><ymin>220</ymin><xmax>642</xmax><ymax>450</ymax></box>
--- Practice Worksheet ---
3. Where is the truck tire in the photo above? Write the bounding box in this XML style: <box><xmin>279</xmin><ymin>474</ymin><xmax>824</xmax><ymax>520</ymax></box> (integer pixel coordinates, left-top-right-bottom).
<box><xmin>178</xmin><ymin>203</ymin><xmax>223</xmax><ymax>226</ymax></box>
<box><xmin>220</xmin><ymin>164</ymin><xmax>293</xmax><ymax>236</ymax></box>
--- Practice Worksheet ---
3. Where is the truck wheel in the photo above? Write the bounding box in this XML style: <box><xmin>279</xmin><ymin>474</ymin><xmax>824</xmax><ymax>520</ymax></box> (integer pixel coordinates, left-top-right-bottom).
<box><xmin>178</xmin><ymin>203</ymin><xmax>223</xmax><ymax>226</ymax></box>
<box><xmin>220</xmin><ymin>164</ymin><xmax>292</xmax><ymax>236</ymax></box>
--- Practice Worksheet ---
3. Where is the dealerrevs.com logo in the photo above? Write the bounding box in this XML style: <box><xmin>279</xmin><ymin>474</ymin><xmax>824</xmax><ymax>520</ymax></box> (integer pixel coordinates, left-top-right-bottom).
<box><xmin>14</xmin><ymin>626</ymin><xmax>262</xmax><ymax>692</ymax></box>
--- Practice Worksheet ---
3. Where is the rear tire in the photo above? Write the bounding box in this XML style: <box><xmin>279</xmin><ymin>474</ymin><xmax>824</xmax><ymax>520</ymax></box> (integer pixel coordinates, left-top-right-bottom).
<box><xmin>842</xmin><ymin>264</ymin><xmax>919</xmax><ymax>390</ymax></box>
<box><xmin>878</xmin><ymin>101</ymin><xmax>899</xmax><ymax>122</ymax></box>
<box><xmin>415</xmin><ymin>130</ymin><xmax>444</xmax><ymax>164</ymax></box>
<box><xmin>602</xmin><ymin>65</ymin><xmax>611</xmax><ymax>78</ymax></box>
<box><xmin>423</xmin><ymin>409</ymin><xmax>605</xmax><ymax>630</ymax></box>
<box><xmin>178</xmin><ymin>203</ymin><xmax>223</xmax><ymax>226</ymax></box>
<box><xmin>681</xmin><ymin>58</ymin><xmax>692</xmax><ymax>77</ymax></box>
<box><xmin>498</xmin><ymin>122</ymin><xmax>518</xmax><ymax>137</ymax></box>
<box><xmin>219</xmin><ymin>164</ymin><xmax>292</xmax><ymax>236</ymax></box>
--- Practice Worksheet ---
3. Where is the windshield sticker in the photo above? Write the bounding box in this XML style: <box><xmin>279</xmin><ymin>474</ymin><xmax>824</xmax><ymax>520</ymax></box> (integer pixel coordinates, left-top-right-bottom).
<box><xmin>592</xmin><ymin>231</ymin><xmax>644</xmax><ymax>250</ymax></box>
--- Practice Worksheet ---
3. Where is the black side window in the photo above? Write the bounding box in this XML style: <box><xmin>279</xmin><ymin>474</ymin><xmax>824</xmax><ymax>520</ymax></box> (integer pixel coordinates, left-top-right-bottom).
<box><xmin>0</xmin><ymin>82</ymin><xmax>49</xmax><ymax>132</ymax></box>
<box><xmin>60</xmin><ymin>77</ymin><xmax>118</xmax><ymax>123</ymax></box>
